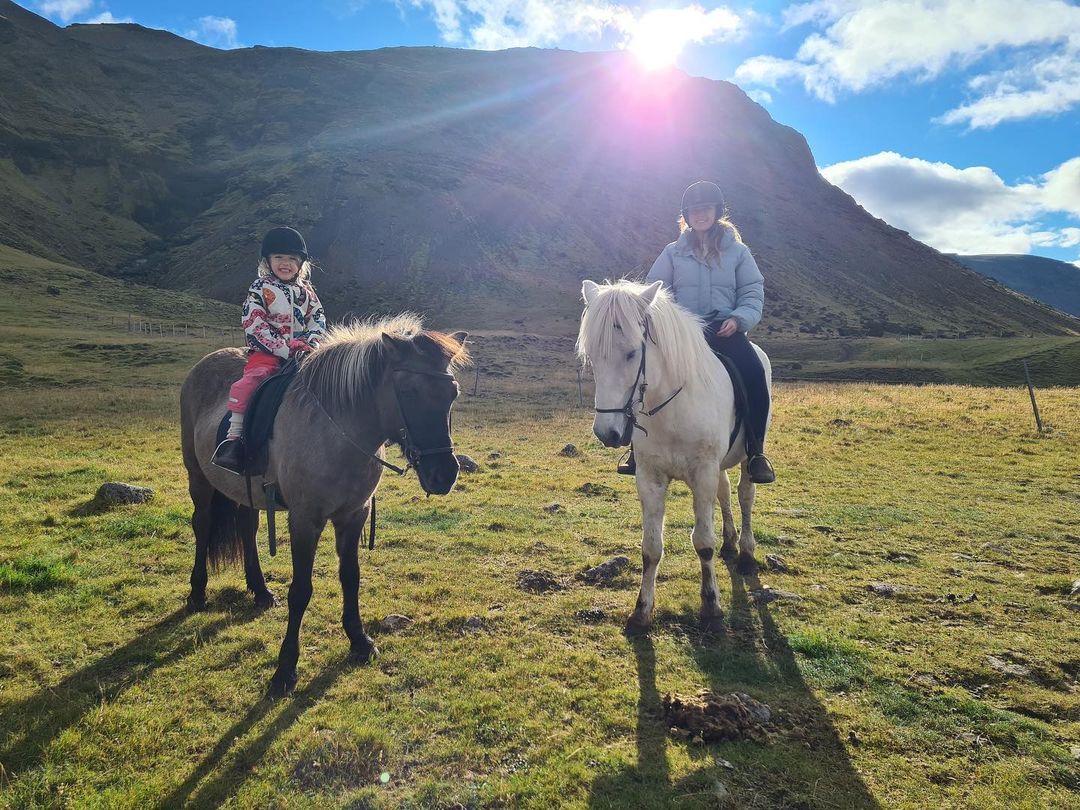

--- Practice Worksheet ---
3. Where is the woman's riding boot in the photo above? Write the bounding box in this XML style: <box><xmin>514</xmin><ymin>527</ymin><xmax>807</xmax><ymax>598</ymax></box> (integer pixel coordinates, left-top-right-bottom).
<box><xmin>746</xmin><ymin>447</ymin><xmax>775</xmax><ymax>484</ymax></box>
<box><xmin>617</xmin><ymin>446</ymin><xmax>636</xmax><ymax>475</ymax></box>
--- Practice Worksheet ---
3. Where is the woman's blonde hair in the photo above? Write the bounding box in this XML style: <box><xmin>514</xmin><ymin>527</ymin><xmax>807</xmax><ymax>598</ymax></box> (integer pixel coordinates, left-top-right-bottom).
<box><xmin>258</xmin><ymin>256</ymin><xmax>315</xmax><ymax>283</ymax></box>
<box><xmin>678</xmin><ymin>214</ymin><xmax>743</xmax><ymax>262</ymax></box>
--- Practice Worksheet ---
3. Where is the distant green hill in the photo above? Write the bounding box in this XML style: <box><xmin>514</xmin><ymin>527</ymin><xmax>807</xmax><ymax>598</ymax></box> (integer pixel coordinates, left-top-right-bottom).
<box><xmin>951</xmin><ymin>254</ymin><xmax>1080</xmax><ymax>318</ymax></box>
<box><xmin>1</xmin><ymin>0</ymin><xmax>1078</xmax><ymax>339</ymax></box>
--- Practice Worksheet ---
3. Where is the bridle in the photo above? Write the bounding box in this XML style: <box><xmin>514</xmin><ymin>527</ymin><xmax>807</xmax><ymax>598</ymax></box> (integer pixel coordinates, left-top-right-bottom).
<box><xmin>593</xmin><ymin>318</ymin><xmax>684</xmax><ymax>437</ymax></box>
<box><xmin>304</xmin><ymin>364</ymin><xmax>457</xmax><ymax>480</ymax></box>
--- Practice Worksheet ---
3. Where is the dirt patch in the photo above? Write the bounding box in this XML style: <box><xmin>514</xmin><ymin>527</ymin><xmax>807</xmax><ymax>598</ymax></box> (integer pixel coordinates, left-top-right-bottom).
<box><xmin>517</xmin><ymin>569</ymin><xmax>565</xmax><ymax>593</ymax></box>
<box><xmin>663</xmin><ymin>691</ymin><xmax>772</xmax><ymax>743</ymax></box>
<box><xmin>576</xmin><ymin>482</ymin><xmax>618</xmax><ymax>499</ymax></box>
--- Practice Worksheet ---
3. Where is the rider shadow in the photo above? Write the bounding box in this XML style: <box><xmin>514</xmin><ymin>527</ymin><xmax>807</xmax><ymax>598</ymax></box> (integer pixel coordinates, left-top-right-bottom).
<box><xmin>587</xmin><ymin>564</ymin><xmax>880</xmax><ymax>809</ymax></box>
<box><xmin>0</xmin><ymin>588</ymin><xmax>257</xmax><ymax>780</ymax></box>
<box><xmin>157</xmin><ymin>660</ymin><xmax>347</xmax><ymax>809</ymax></box>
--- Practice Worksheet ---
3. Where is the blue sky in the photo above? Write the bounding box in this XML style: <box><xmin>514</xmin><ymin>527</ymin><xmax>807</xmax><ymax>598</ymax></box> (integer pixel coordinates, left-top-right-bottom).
<box><xmin>26</xmin><ymin>0</ymin><xmax>1080</xmax><ymax>266</ymax></box>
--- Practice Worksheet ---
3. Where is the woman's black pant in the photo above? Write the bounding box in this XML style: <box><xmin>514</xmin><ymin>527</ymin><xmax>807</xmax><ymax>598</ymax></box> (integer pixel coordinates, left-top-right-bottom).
<box><xmin>703</xmin><ymin>329</ymin><xmax>770</xmax><ymax>454</ymax></box>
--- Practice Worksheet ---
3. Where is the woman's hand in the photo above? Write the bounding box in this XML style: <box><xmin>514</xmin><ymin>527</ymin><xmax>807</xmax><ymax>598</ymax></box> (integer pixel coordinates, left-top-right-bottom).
<box><xmin>716</xmin><ymin>318</ymin><xmax>739</xmax><ymax>338</ymax></box>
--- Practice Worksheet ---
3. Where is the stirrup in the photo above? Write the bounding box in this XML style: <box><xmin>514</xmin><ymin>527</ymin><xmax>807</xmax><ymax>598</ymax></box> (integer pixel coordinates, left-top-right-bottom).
<box><xmin>211</xmin><ymin>439</ymin><xmax>244</xmax><ymax>475</ymax></box>
<box><xmin>617</xmin><ymin>449</ymin><xmax>636</xmax><ymax>476</ymax></box>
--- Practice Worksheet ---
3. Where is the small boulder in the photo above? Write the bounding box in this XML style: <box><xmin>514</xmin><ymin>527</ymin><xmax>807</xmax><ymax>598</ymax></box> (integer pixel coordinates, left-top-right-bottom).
<box><xmin>378</xmin><ymin>614</ymin><xmax>413</xmax><ymax>633</ymax></box>
<box><xmin>749</xmin><ymin>587</ymin><xmax>802</xmax><ymax>604</ymax></box>
<box><xmin>456</xmin><ymin>454</ymin><xmax>479</xmax><ymax>473</ymax></box>
<box><xmin>578</xmin><ymin>555</ymin><xmax>631</xmax><ymax>584</ymax></box>
<box><xmin>92</xmin><ymin>482</ymin><xmax>154</xmax><ymax>508</ymax></box>
<box><xmin>765</xmin><ymin>554</ymin><xmax>790</xmax><ymax>574</ymax></box>
<box><xmin>1070</xmin><ymin>580</ymin><xmax>1080</xmax><ymax>598</ymax></box>
<box><xmin>867</xmin><ymin>582</ymin><xmax>914</xmax><ymax>597</ymax></box>
<box><xmin>986</xmin><ymin>655</ymin><xmax>1031</xmax><ymax>678</ymax></box>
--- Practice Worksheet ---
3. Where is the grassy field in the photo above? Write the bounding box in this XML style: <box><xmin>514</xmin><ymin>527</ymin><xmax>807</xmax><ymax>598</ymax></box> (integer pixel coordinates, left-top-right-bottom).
<box><xmin>0</xmin><ymin>248</ymin><xmax>1078</xmax><ymax>808</ymax></box>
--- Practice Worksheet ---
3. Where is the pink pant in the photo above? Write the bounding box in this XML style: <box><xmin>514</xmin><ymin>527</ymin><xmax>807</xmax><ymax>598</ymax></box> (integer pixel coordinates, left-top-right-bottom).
<box><xmin>227</xmin><ymin>352</ymin><xmax>282</xmax><ymax>413</ymax></box>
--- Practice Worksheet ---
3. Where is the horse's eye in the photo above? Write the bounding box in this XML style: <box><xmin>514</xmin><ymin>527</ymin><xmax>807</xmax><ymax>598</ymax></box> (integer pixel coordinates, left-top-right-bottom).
<box><xmin>626</xmin><ymin>350</ymin><xmax>636</xmax><ymax>361</ymax></box>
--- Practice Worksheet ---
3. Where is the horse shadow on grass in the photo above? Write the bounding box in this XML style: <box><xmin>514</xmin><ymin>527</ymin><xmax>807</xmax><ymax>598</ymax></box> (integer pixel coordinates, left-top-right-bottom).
<box><xmin>0</xmin><ymin>588</ymin><xmax>260</xmax><ymax>782</ymax></box>
<box><xmin>587</xmin><ymin>562</ymin><xmax>881</xmax><ymax>809</ymax></box>
<box><xmin>156</xmin><ymin>660</ymin><xmax>346</xmax><ymax>809</ymax></box>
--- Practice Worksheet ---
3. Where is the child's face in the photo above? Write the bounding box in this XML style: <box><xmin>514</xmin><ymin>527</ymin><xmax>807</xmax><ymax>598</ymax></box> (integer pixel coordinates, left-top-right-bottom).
<box><xmin>269</xmin><ymin>254</ymin><xmax>302</xmax><ymax>282</ymax></box>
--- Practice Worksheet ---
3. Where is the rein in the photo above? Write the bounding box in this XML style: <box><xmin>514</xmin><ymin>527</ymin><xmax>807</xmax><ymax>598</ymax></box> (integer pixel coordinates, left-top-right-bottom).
<box><xmin>593</xmin><ymin>318</ymin><xmax>684</xmax><ymax>437</ymax></box>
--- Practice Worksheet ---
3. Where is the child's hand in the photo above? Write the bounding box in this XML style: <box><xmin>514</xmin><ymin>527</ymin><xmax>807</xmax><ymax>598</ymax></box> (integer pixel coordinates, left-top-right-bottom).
<box><xmin>288</xmin><ymin>338</ymin><xmax>314</xmax><ymax>354</ymax></box>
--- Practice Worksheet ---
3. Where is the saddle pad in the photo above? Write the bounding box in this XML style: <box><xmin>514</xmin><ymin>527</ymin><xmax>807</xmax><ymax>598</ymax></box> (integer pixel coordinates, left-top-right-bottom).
<box><xmin>242</xmin><ymin>357</ymin><xmax>300</xmax><ymax>477</ymax></box>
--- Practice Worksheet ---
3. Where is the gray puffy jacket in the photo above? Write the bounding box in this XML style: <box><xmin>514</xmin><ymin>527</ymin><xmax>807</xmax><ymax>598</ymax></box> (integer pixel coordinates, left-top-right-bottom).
<box><xmin>645</xmin><ymin>227</ymin><xmax>764</xmax><ymax>332</ymax></box>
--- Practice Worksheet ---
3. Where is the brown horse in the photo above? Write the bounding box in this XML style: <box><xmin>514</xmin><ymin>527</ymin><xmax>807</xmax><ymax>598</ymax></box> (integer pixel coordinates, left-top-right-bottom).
<box><xmin>180</xmin><ymin>314</ymin><xmax>468</xmax><ymax>696</ymax></box>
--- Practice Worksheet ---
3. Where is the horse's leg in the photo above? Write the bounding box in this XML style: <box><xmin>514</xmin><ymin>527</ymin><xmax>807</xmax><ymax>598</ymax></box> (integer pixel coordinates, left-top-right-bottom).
<box><xmin>690</xmin><ymin>465</ymin><xmax>724</xmax><ymax>631</ymax></box>
<box><xmin>269</xmin><ymin>510</ymin><xmax>325</xmax><ymax>697</ymax></box>
<box><xmin>736</xmin><ymin>460</ymin><xmax>758</xmax><ymax>575</ymax></box>
<box><xmin>186</xmin><ymin>468</ymin><xmax>214</xmax><ymax>612</ymax></box>
<box><xmin>241</xmin><ymin>507</ymin><xmax>276</xmax><ymax>610</ymax></box>
<box><xmin>627</xmin><ymin>467</ymin><xmax>669</xmax><ymax>635</ymax></box>
<box><xmin>334</xmin><ymin>503</ymin><xmax>377</xmax><ymax>664</ymax></box>
<box><xmin>716</xmin><ymin>468</ymin><xmax>738</xmax><ymax>560</ymax></box>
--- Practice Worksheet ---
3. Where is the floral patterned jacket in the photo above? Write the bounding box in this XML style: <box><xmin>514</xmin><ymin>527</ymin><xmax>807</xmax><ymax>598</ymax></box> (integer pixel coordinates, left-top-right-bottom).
<box><xmin>241</xmin><ymin>276</ymin><xmax>326</xmax><ymax>359</ymax></box>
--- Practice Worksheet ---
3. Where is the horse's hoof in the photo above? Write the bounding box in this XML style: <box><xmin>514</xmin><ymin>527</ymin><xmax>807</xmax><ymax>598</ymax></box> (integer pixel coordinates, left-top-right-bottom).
<box><xmin>254</xmin><ymin>590</ymin><xmax>278</xmax><ymax>611</ymax></box>
<box><xmin>700</xmin><ymin>614</ymin><xmax>725</xmax><ymax>635</ymax></box>
<box><xmin>267</xmin><ymin>670</ymin><xmax>297</xmax><ymax>698</ymax></box>
<box><xmin>736</xmin><ymin>554</ymin><xmax>759</xmax><ymax>576</ymax></box>
<box><xmin>349</xmin><ymin>637</ymin><xmax>379</xmax><ymax>664</ymax></box>
<box><xmin>719</xmin><ymin>544</ymin><xmax>738</xmax><ymax>561</ymax></box>
<box><xmin>186</xmin><ymin>594</ymin><xmax>207</xmax><ymax>613</ymax></box>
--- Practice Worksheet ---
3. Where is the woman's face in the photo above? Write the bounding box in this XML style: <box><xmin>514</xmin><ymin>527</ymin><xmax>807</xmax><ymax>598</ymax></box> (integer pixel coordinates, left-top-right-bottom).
<box><xmin>687</xmin><ymin>204</ymin><xmax>716</xmax><ymax>232</ymax></box>
<box><xmin>269</xmin><ymin>254</ymin><xmax>302</xmax><ymax>282</ymax></box>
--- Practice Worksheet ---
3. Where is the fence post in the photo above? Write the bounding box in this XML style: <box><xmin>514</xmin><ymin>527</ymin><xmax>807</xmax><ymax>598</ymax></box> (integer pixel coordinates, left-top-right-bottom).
<box><xmin>1022</xmin><ymin>360</ymin><xmax>1043</xmax><ymax>433</ymax></box>
<box><xmin>472</xmin><ymin>364</ymin><xmax>480</xmax><ymax>396</ymax></box>
<box><xmin>576</xmin><ymin>367</ymin><xmax>584</xmax><ymax>407</ymax></box>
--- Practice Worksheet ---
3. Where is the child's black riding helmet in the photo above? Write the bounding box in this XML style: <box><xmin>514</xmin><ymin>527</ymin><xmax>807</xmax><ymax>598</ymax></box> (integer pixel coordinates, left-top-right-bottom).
<box><xmin>261</xmin><ymin>227</ymin><xmax>308</xmax><ymax>260</ymax></box>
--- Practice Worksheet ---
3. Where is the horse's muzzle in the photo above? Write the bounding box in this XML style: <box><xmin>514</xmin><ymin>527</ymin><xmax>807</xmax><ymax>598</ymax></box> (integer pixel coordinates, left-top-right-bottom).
<box><xmin>594</xmin><ymin>419</ymin><xmax>634</xmax><ymax>448</ymax></box>
<box><xmin>416</xmin><ymin>452</ymin><xmax>459</xmax><ymax>496</ymax></box>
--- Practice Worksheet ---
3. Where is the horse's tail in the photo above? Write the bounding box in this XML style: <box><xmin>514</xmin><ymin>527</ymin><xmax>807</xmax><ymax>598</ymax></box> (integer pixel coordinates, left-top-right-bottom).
<box><xmin>206</xmin><ymin>490</ymin><xmax>255</xmax><ymax>570</ymax></box>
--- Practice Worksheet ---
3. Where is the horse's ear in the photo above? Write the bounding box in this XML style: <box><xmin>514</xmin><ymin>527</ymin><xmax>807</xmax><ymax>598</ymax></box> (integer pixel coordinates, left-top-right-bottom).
<box><xmin>381</xmin><ymin>332</ymin><xmax>412</xmax><ymax>361</ymax></box>
<box><xmin>640</xmin><ymin>280</ymin><xmax>663</xmax><ymax>306</ymax></box>
<box><xmin>582</xmin><ymin>279</ymin><xmax>600</xmax><ymax>306</ymax></box>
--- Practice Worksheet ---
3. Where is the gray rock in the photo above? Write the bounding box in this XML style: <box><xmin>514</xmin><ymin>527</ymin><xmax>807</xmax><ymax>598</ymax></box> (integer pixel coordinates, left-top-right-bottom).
<box><xmin>558</xmin><ymin>443</ymin><xmax>580</xmax><ymax>457</ymax></box>
<box><xmin>1071</xmin><ymin>580</ymin><xmax>1080</xmax><ymax>598</ymax></box>
<box><xmin>765</xmin><ymin>554</ymin><xmax>790</xmax><ymax>573</ymax></box>
<box><xmin>986</xmin><ymin>655</ymin><xmax>1031</xmax><ymax>678</ymax></box>
<box><xmin>456</xmin><ymin>454</ymin><xmax>479</xmax><ymax>473</ymax></box>
<box><xmin>579</xmin><ymin>555</ymin><xmax>631</xmax><ymax>584</ymax></box>
<box><xmin>731</xmin><ymin>692</ymin><xmax>772</xmax><ymax>724</ymax></box>
<box><xmin>93</xmin><ymin>482</ymin><xmax>154</xmax><ymax>507</ymax></box>
<box><xmin>749</xmin><ymin>587</ymin><xmax>802</xmax><ymax>604</ymax></box>
<box><xmin>867</xmin><ymin>582</ymin><xmax>915</xmax><ymax>597</ymax></box>
<box><xmin>378</xmin><ymin>614</ymin><xmax>413</xmax><ymax>633</ymax></box>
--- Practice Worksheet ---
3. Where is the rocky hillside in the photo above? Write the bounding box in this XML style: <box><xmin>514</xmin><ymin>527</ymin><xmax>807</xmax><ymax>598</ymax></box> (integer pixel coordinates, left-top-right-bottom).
<box><xmin>1</xmin><ymin>0</ymin><xmax>1078</xmax><ymax>337</ymax></box>
<box><xmin>951</xmin><ymin>254</ymin><xmax>1080</xmax><ymax>319</ymax></box>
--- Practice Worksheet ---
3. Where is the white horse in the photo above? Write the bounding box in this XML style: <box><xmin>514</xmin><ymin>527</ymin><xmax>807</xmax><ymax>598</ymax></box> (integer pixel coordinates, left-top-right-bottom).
<box><xmin>577</xmin><ymin>279</ymin><xmax>772</xmax><ymax>633</ymax></box>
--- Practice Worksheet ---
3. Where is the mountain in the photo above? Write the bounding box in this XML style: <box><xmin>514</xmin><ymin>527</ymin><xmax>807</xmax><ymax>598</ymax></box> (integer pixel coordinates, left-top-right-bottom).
<box><xmin>1</xmin><ymin>0</ymin><xmax>1078</xmax><ymax>337</ymax></box>
<box><xmin>950</xmin><ymin>254</ymin><xmax>1080</xmax><ymax>319</ymax></box>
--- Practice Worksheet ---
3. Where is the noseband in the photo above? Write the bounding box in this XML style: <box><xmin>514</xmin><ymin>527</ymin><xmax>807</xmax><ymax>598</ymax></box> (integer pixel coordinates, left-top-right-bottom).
<box><xmin>593</xmin><ymin>319</ymin><xmax>684</xmax><ymax>437</ymax></box>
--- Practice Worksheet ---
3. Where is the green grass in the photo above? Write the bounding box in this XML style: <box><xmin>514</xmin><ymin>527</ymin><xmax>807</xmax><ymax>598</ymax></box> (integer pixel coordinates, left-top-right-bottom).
<box><xmin>0</xmin><ymin>250</ymin><xmax>1078</xmax><ymax>808</ymax></box>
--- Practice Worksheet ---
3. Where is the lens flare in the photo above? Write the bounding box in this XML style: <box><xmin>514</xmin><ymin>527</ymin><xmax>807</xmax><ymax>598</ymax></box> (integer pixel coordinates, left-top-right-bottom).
<box><xmin>627</xmin><ymin>11</ymin><xmax>693</xmax><ymax>70</ymax></box>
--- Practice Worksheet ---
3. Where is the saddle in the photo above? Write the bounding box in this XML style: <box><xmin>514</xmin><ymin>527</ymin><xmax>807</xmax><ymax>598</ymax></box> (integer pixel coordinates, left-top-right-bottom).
<box><xmin>216</xmin><ymin>357</ymin><xmax>300</xmax><ymax>483</ymax></box>
<box><xmin>711</xmin><ymin>350</ymin><xmax>747</xmax><ymax>451</ymax></box>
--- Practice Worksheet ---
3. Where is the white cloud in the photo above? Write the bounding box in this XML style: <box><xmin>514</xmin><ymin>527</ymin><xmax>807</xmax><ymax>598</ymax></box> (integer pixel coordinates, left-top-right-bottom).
<box><xmin>820</xmin><ymin>151</ymin><xmax>1080</xmax><ymax>254</ymax></box>
<box><xmin>735</xmin><ymin>0</ymin><xmax>1080</xmax><ymax>127</ymax></box>
<box><xmin>37</xmin><ymin>0</ymin><xmax>94</xmax><ymax>22</ymax></box>
<box><xmin>82</xmin><ymin>11</ymin><xmax>134</xmax><ymax>24</ymax></box>
<box><xmin>747</xmin><ymin>88</ymin><xmax>772</xmax><ymax>105</ymax></box>
<box><xmin>185</xmin><ymin>16</ymin><xmax>241</xmax><ymax>49</ymax></box>
<box><xmin>407</xmin><ymin>1</ymin><xmax>744</xmax><ymax>53</ymax></box>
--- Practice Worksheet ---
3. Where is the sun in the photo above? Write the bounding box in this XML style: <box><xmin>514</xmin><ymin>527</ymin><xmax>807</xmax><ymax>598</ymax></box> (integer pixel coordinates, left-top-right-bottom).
<box><xmin>627</xmin><ymin>12</ymin><xmax>692</xmax><ymax>70</ymax></box>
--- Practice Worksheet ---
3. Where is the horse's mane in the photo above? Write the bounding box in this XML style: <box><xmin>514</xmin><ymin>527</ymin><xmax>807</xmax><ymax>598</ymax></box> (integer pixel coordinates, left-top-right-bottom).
<box><xmin>577</xmin><ymin>280</ymin><xmax>723</xmax><ymax>399</ymax></box>
<box><xmin>299</xmin><ymin>313</ymin><xmax>467</xmax><ymax>418</ymax></box>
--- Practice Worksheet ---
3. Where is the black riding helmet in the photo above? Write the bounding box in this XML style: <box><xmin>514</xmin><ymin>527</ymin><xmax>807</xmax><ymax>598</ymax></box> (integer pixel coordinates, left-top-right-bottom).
<box><xmin>680</xmin><ymin>181</ymin><xmax>726</xmax><ymax>225</ymax></box>
<box><xmin>260</xmin><ymin>226</ymin><xmax>308</xmax><ymax>261</ymax></box>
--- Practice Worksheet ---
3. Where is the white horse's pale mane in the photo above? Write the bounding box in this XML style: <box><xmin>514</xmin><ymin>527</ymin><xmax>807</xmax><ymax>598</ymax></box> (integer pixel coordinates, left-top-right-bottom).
<box><xmin>577</xmin><ymin>280</ymin><xmax>723</xmax><ymax>399</ymax></box>
<box><xmin>299</xmin><ymin>313</ymin><xmax>422</xmax><ymax>416</ymax></box>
